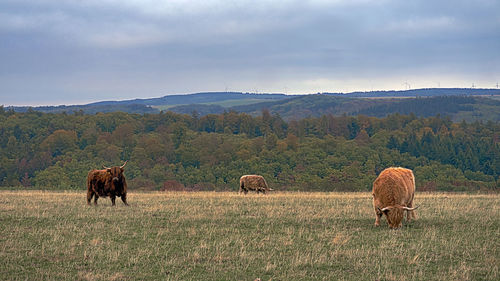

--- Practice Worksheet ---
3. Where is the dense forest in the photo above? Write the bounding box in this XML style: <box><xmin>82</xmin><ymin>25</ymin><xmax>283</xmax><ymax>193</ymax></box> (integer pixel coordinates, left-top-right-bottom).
<box><xmin>0</xmin><ymin>106</ymin><xmax>498</xmax><ymax>192</ymax></box>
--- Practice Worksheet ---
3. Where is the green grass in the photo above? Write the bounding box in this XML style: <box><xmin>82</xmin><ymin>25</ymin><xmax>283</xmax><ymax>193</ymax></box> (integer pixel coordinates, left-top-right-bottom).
<box><xmin>152</xmin><ymin>98</ymin><xmax>273</xmax><ymax>111</ymax></box>
<box><xmin>151</xmin><ymin>104</ymin><xmax>177</xmax><ymax>110</ymax></box>
<box><xmin>0</xmin><ymin>191</ymin><xmax>498</xmax><ymax>280</ymax></box>
<box><xmin>202</xmin><ymin>98</ymin><xmax>274</xmax><ymax>107</ymax></box>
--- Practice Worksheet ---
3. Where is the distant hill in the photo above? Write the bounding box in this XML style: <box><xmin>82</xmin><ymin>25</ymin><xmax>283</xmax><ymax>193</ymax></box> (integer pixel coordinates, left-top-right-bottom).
<box><xmin>7</xmin><ymin>92</ymin><xmax>289</xmax><ymax>115</ymax></box>
<box><xmin>10</xmin><ymin>103</ymin><xmax>158</xmax><ymax>115</ymax></box>
<box><xmin>88</xmin><ymin>92</ymin><xmax>289</xmax><ymax>107</ymax></box>
<box><xmin>231</xmin><ymin>95</ymin><xmax>382</xmax><ymax>119</ymax></box>
<box><xmin>324</xmin><ymin>88</ymin><xmax>500</xmax><ymax>97</ymax></box>
<box><xmin>166</xmin><ymin>104</ymin><xmax>226</xmax><ymax>116</ymax></box>
<box><xmin>232</xmin><ymin>95</ymin><xmax>500</xmax><ymax>122</ymax></box>
<box><xmin>355</xmin><ymin>96</ymin><xmax>479</xmax><ymax>117</ymax></box>
<box><xmin>6</xmin><ymin>88</ymin><xmax>500</xmax><ymax>121</ymax></box>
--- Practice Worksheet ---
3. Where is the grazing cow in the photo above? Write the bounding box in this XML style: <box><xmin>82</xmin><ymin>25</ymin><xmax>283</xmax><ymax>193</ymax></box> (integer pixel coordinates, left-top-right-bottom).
<box><xmin>87</xmin><ymin>161</ymin><xmax>129</xmax><ymax>206</ymax></box>
<box><xmin>239</xmin><ymin>175</ymin><xmax>273</xmax><ymax>194</ymax></box>
<box><xmin>372</xmin><ymin>167</ymin><xmax>418</xmax><ymax>228</ymax></box>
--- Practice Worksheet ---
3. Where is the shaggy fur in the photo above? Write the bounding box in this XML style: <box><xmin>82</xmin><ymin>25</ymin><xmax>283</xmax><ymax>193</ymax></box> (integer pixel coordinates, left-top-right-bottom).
<box><xmin>87</xmin><ymin>163</ymin><xmax>128</xmax><ymax>206</ymax></box>
<box><xmin>372</xmin><ymin>167</ymin><xmax>416</xmax><ymax>228</ymax></box>
<box><xmin>239</xmin><ymin>175</ymin><xmax>272</xmax><ymax>194</ymax></box>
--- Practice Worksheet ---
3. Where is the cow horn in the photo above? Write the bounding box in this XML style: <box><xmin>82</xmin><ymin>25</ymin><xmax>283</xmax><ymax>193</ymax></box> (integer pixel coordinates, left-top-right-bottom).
<box><xmin>380</xmin><ymin>206</ymin><xmax>394</xmax><ymax>212</ymax></box>
<box><xmin>102</xmin><ymin>165</ymin><xmax>110</xmax><ymax>170</ymax></box>
<box><xmin>120</xmin><ymin>161</ymin><xmax>128</xmax><ymax>169</ymax></box>
<box><xmin>381</xmin><ymin>205</ymin><xmax>419</xmax><ymax>212</ymax></box>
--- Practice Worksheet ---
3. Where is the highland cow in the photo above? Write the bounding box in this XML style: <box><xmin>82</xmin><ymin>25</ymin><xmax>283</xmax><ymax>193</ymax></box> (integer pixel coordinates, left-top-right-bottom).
<box><xmin>239</xmin><ymin>175</ymin><xmax>273</xmax><ymax>194</ymax></box>
<box><xmin>87</xmin><ymin>161</ymin><xmax>128</xmax><ymax>206</ymax></box>
<box><xmin>372</xmin><ymin>167</ymin><xmax>418</xmax><ymax>228</ymax></box>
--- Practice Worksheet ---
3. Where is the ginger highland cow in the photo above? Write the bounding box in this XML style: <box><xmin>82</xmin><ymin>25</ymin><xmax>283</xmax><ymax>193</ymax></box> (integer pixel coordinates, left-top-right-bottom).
<box><xmin>372</xmin><ymin>167</ymin><xmax>418</xmax><ymax>228</ymax></box>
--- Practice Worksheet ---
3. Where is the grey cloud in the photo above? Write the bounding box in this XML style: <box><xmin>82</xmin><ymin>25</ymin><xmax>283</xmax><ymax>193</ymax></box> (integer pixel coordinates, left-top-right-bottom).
<box><xmin>0</xmin><ymin>0</ymin><xmax>499</xmax><ymax>105</ymax></box>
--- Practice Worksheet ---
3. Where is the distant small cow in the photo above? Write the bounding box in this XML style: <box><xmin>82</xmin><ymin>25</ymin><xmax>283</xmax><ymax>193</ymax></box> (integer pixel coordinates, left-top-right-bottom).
<box><xmin>87</xmin><ymin>161</ymin><xmax>129</xmax><ymax>206</ymax></box>
<box><xmin>239</xmin><ymin>175</ymin><xmax>273</xmax><ymax>194</ymax></box>
<box><xmin>372</xmin><ymin>167</ymin><xmax>418</xmax><ymax>228</ymax></box>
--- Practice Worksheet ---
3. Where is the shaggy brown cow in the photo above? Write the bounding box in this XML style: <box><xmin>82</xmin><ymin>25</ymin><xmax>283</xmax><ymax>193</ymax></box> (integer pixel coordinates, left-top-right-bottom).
<box><xmin>372</xmin><ymin>167</ymin><xmax>418</xmax><ymax>228</ymax></box>
<box><xmin>87</xmin><ymin>161</ymin><xmax>128</xmax><ymax>206</ymax></box>
<box><xmin>239</xmin><ymin>175</ymin><xmax>273</xmax><ymax>194</ymax></box>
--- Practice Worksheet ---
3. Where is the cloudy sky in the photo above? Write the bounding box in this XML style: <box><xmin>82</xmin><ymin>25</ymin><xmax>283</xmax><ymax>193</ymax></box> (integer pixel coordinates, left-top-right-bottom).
<box><xmin>1</xmin><ymin>0</ymin><xmax>499</xmax><ymax>106</ymax></box>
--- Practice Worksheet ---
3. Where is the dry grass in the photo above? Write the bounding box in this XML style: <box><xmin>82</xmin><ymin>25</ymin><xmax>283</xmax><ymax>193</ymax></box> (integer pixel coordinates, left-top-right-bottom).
<box><xmin>0</xmin><ymin>191</ymin><xmax>498</xmax><ymax>280</ymax></box>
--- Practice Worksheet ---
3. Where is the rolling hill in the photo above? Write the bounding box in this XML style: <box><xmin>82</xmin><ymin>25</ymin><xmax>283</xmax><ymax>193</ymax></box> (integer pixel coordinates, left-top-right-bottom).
<box><xmin>6</xmin><ymin>88</ymin><xmax>500</xmax><ymax>122</ymax></box>
<box><xmin>233</xmin><ymin>94</ymin><xmax>500</xmax><ymax>122</ymax></box>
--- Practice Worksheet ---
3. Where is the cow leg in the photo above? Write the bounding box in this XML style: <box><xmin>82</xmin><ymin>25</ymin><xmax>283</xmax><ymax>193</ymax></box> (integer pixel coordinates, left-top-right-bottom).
<box><xmin>407</xmin><ymin>200</ymin><xmax>417</xmax><ymax>221</ymax></box>
<box><xmin>111</xmin><ymin>195</ymin><xmax>116</xmax><ymax>206</ymax></box>
<box><xmin>239</xmin><ymin>186</ymin><xmax>248</xmax><ymax>195</ymax></box>
<box><xmin>87</xmin><ymin>190</ymin><xmax>94</xmax><ymax>205</ymax></box>
<box><xmin>94</xmin><ymin>194</ymin><xmax>99</xmax><ymax>205</ymax></box>
<box><xmin>239</xmin><ymin>182</ymin><xmax>245</xmax><ymax>194</ymax></box>
<box><xmin>121</xmin><ymin>194</ymin><xmax>129</xmax><ymax>206</ymax></box>
<box><xmin>374</xmin><ymin>207</ymin><xmax>382</xmax><ymax>227</ymax></box>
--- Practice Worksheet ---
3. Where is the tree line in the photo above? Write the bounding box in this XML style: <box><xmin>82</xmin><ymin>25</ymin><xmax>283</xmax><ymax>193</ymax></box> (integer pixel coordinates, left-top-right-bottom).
<box><xmin>0</xmin><ymin>106</ymin><xmax>498</xmax><ymax>192</ymax></box>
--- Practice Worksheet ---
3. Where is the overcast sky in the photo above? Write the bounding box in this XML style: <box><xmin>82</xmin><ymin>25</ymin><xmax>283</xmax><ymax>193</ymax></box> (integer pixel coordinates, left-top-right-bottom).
<box><xmin>1</xmin><ymin>0</ymin><xmax>499</xmax><ymax>106</ymax></box>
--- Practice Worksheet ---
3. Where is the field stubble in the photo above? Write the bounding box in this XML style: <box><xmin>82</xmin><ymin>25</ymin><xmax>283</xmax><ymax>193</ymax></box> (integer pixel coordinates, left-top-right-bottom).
<box><xmin>0</xmin><ymin>191</ymin><xmax>498</xmax><ymax>280</ymax></box>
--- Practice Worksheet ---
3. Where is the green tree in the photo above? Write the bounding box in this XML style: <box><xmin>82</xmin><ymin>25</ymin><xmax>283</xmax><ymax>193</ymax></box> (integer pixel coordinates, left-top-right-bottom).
<box><xmin>40</xmin><ymin>130</ymin><xmax>78</xmax><ymax>157</ymax></box>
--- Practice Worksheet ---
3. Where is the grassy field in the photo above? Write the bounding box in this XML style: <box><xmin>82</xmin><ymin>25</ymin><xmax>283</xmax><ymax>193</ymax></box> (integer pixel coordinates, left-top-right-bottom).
<box><xmin>0</xmin><ymin>191</ymin><xmax>498</xmax><ymax>280</ymax></box>
<box><xmin>152</xmin><ymin>98</ymin><xmax>273</xmax><ymax>111</ymax></box>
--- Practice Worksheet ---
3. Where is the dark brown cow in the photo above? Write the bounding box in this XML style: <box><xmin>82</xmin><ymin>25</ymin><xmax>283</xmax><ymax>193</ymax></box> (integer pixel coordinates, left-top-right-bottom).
<box><xmin>372</xmin><ymin>167</ymin><xmax>418</xmax><ymax>228</ymax></box>
<box><xmin>87</xmin><ymin>161</ymin><xmax>128</xmax><ymax>206</ymax></box>
<box><xmin>239</xmin><ymin>175</ymin><xmax>273</xmax><ymax>194</ymax></box>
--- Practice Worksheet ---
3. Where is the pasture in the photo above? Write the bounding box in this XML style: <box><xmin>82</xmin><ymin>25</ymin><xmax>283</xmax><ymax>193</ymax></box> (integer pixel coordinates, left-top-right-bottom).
<box><xmin>0</xmin><ymin>191</ymin><xmax>498</xmax><ymax>280</ymax></box>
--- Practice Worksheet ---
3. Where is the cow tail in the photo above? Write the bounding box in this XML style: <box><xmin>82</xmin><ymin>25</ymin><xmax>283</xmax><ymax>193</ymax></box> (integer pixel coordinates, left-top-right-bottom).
<box><xmin>86</xmin><ymin>173</ymin><xmax>91</xmax><ymax>191</ymax></box>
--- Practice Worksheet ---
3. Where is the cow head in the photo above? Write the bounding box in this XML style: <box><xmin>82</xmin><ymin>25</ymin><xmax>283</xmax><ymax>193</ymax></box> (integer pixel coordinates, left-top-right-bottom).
<box><xmin>378</xmin><ymin>205</ymin><xmax>419</xmax><ymax>228</ymax></box>
<box><xmin>379</xmin><ymin>207</ymin><xmax>404</xmax><ymax>228</ymax></box>
<box><xmin>104</xmin><ymin>161</ymin><xmax>127</xmax><ymax>185</ymax></box>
